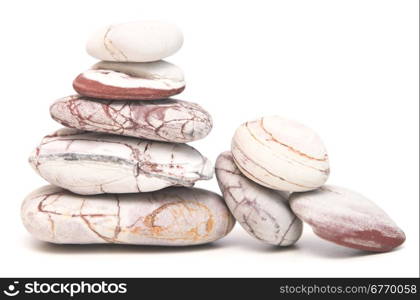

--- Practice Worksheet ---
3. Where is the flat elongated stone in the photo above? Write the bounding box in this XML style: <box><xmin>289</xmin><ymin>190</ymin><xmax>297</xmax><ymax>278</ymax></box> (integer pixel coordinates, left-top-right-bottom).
<box><xmin>86</xmin><ymin>21</ymin><xmax>183</xmax><ymax>62</ymax></box>
<box><xmin>289</xmin><ymin>185</ymin><xmax>406</xmax><ymax>252</ymax></box>
<box><xmin>73</xmin><ymin>61</ymin><xmax>185</xmax><ymax>100</ymax></box>
<box><xmin>215</xmin><ymin>151</ymin><xmax>302</xmax><ymax>246</ymax></box>
<box><xmin>21</xmin><ymin>185</ymin><xmax>235</xmax><ymax>246</ymax></box>
<box><xmin>50</xmin><ymin>95</ymin><xmax>212</xmax><ymax>143</ymax></box>
<box><xmin>29</xmin><ymin>128</ymin><xmax>213</xmax><ymax>195</ymax></box>
<box><xmin>231</xmin><ymin>116</ymin><xmax>330</xmax><ymax>192</ymax></box>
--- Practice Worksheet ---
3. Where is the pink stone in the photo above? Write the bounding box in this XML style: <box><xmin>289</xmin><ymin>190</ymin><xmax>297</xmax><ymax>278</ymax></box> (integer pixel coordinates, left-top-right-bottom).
<box><xmin>289</xmin><ymin>185</ymin><xmax>406</xmax><ymax>252</ymax></box>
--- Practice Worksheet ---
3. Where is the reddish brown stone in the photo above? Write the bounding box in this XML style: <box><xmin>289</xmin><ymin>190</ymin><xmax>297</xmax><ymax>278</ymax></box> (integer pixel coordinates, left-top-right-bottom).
<box><xmin>73</xmin><ymin>60</ymin><xmax>186</xmax><ymax>100</ymax></box>
<box><xmin>73</xmin><ymin>73</ymin><xmax>185</xmax><ymax>100</ymax></box>
<box><xmin>289</xmin><ymin>185</ymin><xmax>405</xmax><ymax>252</ymax></box>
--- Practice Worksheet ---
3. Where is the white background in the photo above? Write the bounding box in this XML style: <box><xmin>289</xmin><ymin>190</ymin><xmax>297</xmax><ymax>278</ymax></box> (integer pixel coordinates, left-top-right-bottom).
<box><xmin>0</xmin><ymin>0</ymin><xmax>418</xmax><ymax>277</ymax></box>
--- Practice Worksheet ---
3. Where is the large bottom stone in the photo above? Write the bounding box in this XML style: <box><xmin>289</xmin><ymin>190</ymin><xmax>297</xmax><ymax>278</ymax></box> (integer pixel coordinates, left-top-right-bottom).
<box><xmin>22</xmin><ymin>185</ymin><xmax>235</xmax><ymax>246</ymax></box>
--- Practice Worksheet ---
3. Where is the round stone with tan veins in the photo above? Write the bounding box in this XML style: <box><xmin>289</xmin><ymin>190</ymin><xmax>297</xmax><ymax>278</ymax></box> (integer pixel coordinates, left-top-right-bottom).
<box><xmin>231</xmin><ymin>116</ymin><xmax>330</xmax><ymax>192</ymax></box>
<box><xmin>289</xmin><ymin>185</ymin><xmax>406</xmax><ymax>252</ymax></box>
<box><xmin>86</xmin><ymin>20</ymin><xmax>183</xmax><ymax>62</ymax></box>
<box><xmin>216</xmin><ymin>151</ymin><xmax>303</xmax><ymax>246</ymax></box>
<box><xmin>29</xmin><ymin>128</ymin><xmax>213</xmax><ymax>195</ymax></box>
<box><xmin>21</xmin><ymin>185</ymin><xmax>235</xmax><ymax>246</ymax></box>
<box><xmin>73</xmin><ymin>60</ymin><xmax>185</xmax><ymax>100</ymax></box>
<box><xmin>50</xmin><ymin>95</ymin><xmax>212</xmax><ymax>143</ymax></box>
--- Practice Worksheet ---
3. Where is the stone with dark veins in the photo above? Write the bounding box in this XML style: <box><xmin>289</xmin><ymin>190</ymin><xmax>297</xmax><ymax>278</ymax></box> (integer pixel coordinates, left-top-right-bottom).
<box><xmin>215</xmin><ymin>151</ymin><xmax>303</xmax><ymax>246</ymax></box>
<box><xmin>73</xmin><ymin>60</ymin><xmax>185</xmax><ymax>100</ymax></box>
<box><xmin>50</xmin><ymin>95</ymin><xmax>212</xmax><ymax>143</ymax></box>
<box><xmin>29</xmin><ymin>128</ymin><xmax>213</xmax><ymax>195</ymax></box>
<box><xmin>290</xmin><ymin>185</ymin><xmax>406</xmax><ymax>252</ymax></box>
<box><xmin>21</xmin><ymin>185</ymin><xmax>235</xmax><ymax>246</ymax></box>
<box><xmin>231</xmin><ymin>116</ymin><xmax>330</xmax><ymax>192</ymax></box>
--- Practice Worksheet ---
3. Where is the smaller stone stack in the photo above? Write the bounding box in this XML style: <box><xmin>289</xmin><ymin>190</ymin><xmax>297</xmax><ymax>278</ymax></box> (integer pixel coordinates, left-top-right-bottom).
<box><xmin>215</xmin><ymin>116</ymin><xmax>405</xmax><ymax>252</ymax></box>
<box><xmin>22</xmin><ymin>21</ymin><xmax>235</xmax><ymax>246</ymax></box>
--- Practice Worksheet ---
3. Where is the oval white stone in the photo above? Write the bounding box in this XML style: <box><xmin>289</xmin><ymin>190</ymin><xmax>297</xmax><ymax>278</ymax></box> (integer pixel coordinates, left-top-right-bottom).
<box><xmin>88</xmin><ymin>60</ymin><xmax>185</xmax><ymax>90</ymax></box>
<box><xmin>231</xmin><ymin>116</ymin><xmax>330</xmax><ymax>192</ymax></box>
<box><xmin>29</xmin><ymin>128</ymin><xmax>213</xmax><ymax>195</ymax></box>
<box><xmin>21</xmin><ymin>185</ymin><xmax>235</xmax><ymax>246</ymax></box>
<box><xmin>216</xmin><ymin>151</ymin><xmax>303</xmax><ymax>246</ymax></box>
<box><xmin>86</xmin><ymin>21</ymin><xmax>183</xmax><ymax>62</ymax></box>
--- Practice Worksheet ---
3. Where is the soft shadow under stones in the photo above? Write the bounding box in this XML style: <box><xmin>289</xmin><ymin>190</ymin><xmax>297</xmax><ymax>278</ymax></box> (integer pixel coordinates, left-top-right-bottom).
<box><xmin>27</xmin><ymin>238</ymin><xmax>224</xmax><ymax>255</ymax></box>
<box><xmin>26</xmin><ymin>235</ymin><xmax>404</xmax><ymax>258</ymax></box>
<box><xmin>217</xmin><ymin>231</ymin><xmax>403</xmax><ymax>258</ymax></box>
<box><xmin>223</xmin><ymin>233</ymin><xmax>300</xmax><ymax>253</ymax></box>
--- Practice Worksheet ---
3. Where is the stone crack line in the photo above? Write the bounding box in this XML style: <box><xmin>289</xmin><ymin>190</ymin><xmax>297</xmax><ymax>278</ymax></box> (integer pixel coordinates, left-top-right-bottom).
<box><xmin>113</xmin><ymin>195</ymin><xmax>122</xmax><ymax>241</ymax></box>
<box><xmin>246</xmin><ymin>120</ymin><xmax>329</xmax><ymax>174</ymax></box>
<box><xmin>103</xmin><ymin>26</ymin><xmax>128</xmax><ymax>61</ymax></box>
<box><xmin>260</xmin><ymin>118</ymin><xmax>328</xmax><ymax>162</ymax></box>
<box><xmin>35</xmin><ymin>129</ymin><xmax>209</xmax><ymax>190</ymax></box>
<box><xmin>232</xmin><ymin>143</ymin><xmax>313</xmax><ymax>189</ymax></box>
<box><xmin>37</xmin><ymin>192</ymin><xmax>119</xmax><ymax>243</ymax></box>
<box><xmin>55</xmin><ymin>98</ymin><xmax>211</xmax><ymax>142</ymax></box>
<box><xmin>242</xmin><ymin>210</ymin><xmax>263</xmax><ymax>242</ymax></box>
<box><xmin>278</xmin><ymin>216</ymin><xmax>298</xmax><ymax>245</ymax></box>
<box><xmin>37</xmin><ymin>135</ymin><xmax>175</xmax><ymax>181</ymax></box>
<box><xmin>79</xmin><ymin>199</ymin><xmax>115</xmax><ymax>243</ymax></box>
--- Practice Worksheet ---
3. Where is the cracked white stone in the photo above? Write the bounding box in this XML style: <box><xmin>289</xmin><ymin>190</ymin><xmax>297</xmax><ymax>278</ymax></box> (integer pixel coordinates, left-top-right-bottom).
<box><xmin>215</xmin><ymin>151</ymin><xmax>302</xmax><ymax>246</ymax></box>
<box><xmin>86</xmin><ymin>21</ymin><xmax>183</xmax><ymax>62</ymax></box>
<box><xmin>50</xmin><ymin>95</ymin><xmax>212</xmax><ymax>143</ymax></box>
<box><xmin>29</xmin><ymin>128</ymin><xmax>213</xmax><ymax>195</ymax></box>
<box><xmin>21</xmin><ymin>185</ymin><xmax>235</xmax><ymax>246</ymax></box>
<box><xmin>231</xmin><ymin>116</ymin><xmax>330</xmax><ymax>192</ymax></box>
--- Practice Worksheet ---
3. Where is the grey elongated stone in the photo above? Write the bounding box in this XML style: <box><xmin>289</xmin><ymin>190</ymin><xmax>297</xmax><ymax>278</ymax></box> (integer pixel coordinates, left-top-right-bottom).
<box><xmin>50</xmin><ymin>95</ymin><xmax>212</xmax><ymax>143</ymax></box>
<box><xmin>29</xmin><ymin>128</ymin><xmax>213</xmax><ymax>195</ymax></box>
<box><xmin>215</xmin><ymin>151</ymin><xmax>303</xmax><ymax>246</ymax></box>
<box><xmin>22</xmin><ymin>185</ymin><xmax>235</xmax><ymax>246</ymax></box>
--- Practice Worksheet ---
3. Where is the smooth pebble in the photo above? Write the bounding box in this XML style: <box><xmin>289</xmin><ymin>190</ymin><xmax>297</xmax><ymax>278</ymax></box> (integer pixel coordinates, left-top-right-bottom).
<box><xmin>289</xmin><ymin>185</ymin><xmax>406</xmax><ymax>252</ymax></box>
<box><xmin>231</xmin><ymin>116</ymin><xmax>330</xmax><ymax>192</ymax></box>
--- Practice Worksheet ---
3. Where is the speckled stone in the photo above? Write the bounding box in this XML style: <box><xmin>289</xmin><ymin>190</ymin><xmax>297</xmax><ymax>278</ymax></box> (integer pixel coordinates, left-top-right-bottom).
<box><xmin>29</xmin><ymin>128</ymin><xmax>213</xmax><ymax>195</ymax></box>
<box><xmin>289</xmin><ymin>185</ymin><xmax>406</xmax><ymax>252</ymax></box>
<box><xmin>21</xmin><ymin>185</ymin><xmax>235</xmax><ymax>246</ymax></box>
<box><xmin>50</xmin><ymin>95</ymin><xmax>212</xmax><ymax>143</ymax></box>
<box><xmin>73</xmin><ymin>61</ymin><xmax>185</xmax><ymax>100</ymax></box>
<box><xmin>86</xmin><ymin>21</ymin><xmax>183</xmax><ymax>62</ymax></box>
<box><xmin>215</xmin><ymin>151</ymin><xmax>303</xmax><ymax>246</ymax></box>
<box><xmin>231</xmin><ymin>116</ymin><xmax>330</xmax><ymax>192</ymax></box>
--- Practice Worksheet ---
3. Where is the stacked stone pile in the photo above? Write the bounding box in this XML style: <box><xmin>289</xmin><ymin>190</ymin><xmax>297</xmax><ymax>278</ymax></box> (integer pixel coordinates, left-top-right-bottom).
<box><xmin>22</xmin><ymin>21</ymin><xmax>405</xmax><ymax>253</ymax></box>
<box><xmin>22</xmin><ymin>21</ymin><xmax>235</xmax><ymax>246</ymax></box>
